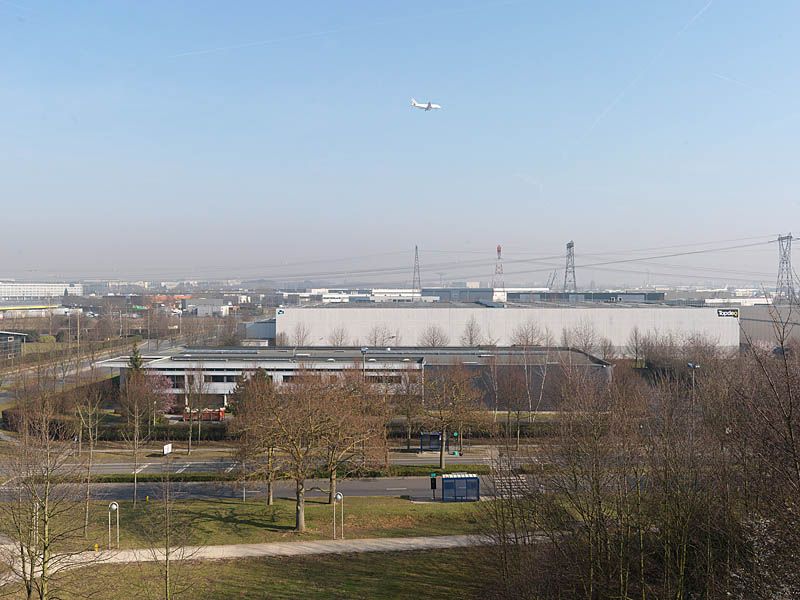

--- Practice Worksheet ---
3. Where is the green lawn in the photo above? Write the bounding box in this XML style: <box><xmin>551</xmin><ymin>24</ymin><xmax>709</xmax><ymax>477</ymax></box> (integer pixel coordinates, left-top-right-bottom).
<box><xmin>48</xmin><ymin>496</ymin><xmax>483</xmax><ymax>552</ymax></box>
<box><xmin>53</xmin><ymin>547</ymin><xmax>495</xmax><ymax>599</ymax></box>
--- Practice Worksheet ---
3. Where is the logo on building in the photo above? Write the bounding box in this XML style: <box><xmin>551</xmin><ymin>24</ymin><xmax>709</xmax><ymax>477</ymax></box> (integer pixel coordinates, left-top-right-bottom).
<box><xmin>717</xmin><ymin>309</ymin><xmax>739</xmax><ymax>318</ymax></box>
<box><xmin>276</xmin><ymin>309</ymin><xmax>285</xmax><ymax>315</ymax></box>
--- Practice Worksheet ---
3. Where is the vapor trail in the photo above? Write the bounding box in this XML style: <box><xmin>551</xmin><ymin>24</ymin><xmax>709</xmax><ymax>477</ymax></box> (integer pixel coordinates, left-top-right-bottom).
<box><xmin>712</xmin><ymin>72</ymin><xmax>779</xmax><ymax>97</ymax></box>
<box><xmin>170</xmin><ymin>0</ymin><xmax>520</xmax><ymax>58</ymax></box>
<box><xmin>584</xmin><ymin>0</ymin><xmax>714</xmax><ymax>135</ymax></box>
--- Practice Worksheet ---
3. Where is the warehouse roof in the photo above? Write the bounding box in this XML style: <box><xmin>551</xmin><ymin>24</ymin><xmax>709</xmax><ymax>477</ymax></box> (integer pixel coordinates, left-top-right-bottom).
<box><xmin>98</xmin><ymin>346</ymin><xmax>610</xmax><ymax>369</ymax></box>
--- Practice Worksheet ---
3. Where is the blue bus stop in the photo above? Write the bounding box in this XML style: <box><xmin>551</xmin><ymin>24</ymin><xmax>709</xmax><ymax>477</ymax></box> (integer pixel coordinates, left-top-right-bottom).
<box><xmin>441</xmin><ymin>473</ymin><xmax>480</xmax><ymax>502</ymax></box>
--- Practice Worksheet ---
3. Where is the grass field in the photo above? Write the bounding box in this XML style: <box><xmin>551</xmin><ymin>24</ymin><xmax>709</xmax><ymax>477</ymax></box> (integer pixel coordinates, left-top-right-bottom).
<box><xmin>49</xmin><ymin>547</ymin><xmax>495</xmax><ymax>599</ymax></box>
<box><xmin>46</xmin><ymin>496</ymin><xmax>484</xmax><ymax>552</ymax></box>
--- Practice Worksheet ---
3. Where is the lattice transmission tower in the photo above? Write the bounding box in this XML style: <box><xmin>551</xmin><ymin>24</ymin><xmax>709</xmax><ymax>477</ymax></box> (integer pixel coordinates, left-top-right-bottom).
<box><xmin>412</xmin><ymin>245</ymin><xmax>422</xmax><ymax>292</ymax></box>
<box><xmin>776</xmin><ymin>233</ymin><xmax>796</xmax><ymax>303</ymax></box>
<box><xmin>563</xmin><ymin>240</ymin><xmax>577</xmax><ymax>293</ymax></box>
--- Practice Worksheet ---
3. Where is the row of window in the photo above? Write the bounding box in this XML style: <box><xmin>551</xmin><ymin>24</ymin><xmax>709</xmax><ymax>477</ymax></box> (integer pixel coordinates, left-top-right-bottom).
<box><xmin>162</xmin><ymin>372</ymin><xmax>409</xmax><ymax>388</ymax></box>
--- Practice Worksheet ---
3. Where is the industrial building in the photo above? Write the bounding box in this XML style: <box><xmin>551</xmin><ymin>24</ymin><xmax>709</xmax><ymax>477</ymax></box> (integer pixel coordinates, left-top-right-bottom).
<box><xmin>99</xmin><ymin>346</ymin><xmax>610</xmax><ymax>409</ymax></box>
<box><xmin>0</xmin><ymin>282</ymin><xmax>83</xmax><ymax>300</ymax></box>
<box><xmin>739</xmin><ymin>304</ymin><xmax>800</xmax><ymax>347</ymax></box>
<box><xmin>505</xmin><ymin>291</ymin><xmax>666</xmax><ymax>304</ymax></box>
<box><xmin>272</xmin><ymin>305</ymin><xmax>742</xmax><ymax>354</ymax></box>
<box><xmin>0</xmin><ymin>331</ymin><xmax>27</xmax><ymax>362</ymax></box>
<box><xmin>0</xmin><ymin>302</ymin><xmax>62</xmax><ymax>319</ymax></box>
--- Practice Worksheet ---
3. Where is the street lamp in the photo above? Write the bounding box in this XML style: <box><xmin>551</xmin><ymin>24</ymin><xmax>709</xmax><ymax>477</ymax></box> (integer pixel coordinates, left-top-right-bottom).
<box><xmin>108</xmin><ymin>502</ymin><xmax>120</xmax><ymax>549</ymax></box>
<box><xmin>333</xmin><ymin>492</ymin><xmax>344</xmax><ymax>540</ymax></box>
<box><xmin>360</xmin><ymin>347</ymin><xmax>368</xmax><ymax>378</ymax></box>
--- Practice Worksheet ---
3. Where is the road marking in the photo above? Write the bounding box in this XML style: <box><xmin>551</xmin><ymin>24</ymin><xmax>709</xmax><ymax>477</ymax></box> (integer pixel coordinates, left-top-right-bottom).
<box><xmin>385</xmin><ymin>487</ymin><xmax>408</xmax><ymax>491</ymax></box>
<box><xmin>225</xmin><ymin>465</ymin><xmax>235</xmax><ymax>473</ymax></box>
<box><xmin>176</xmin><ymin>463</ymin><xmax>191</xmax><ymax>474</ymax></box>
<box><xmin>133</xmin><ymin>464</ymin><xmax>150</xmax><ymax>474</ymax></box>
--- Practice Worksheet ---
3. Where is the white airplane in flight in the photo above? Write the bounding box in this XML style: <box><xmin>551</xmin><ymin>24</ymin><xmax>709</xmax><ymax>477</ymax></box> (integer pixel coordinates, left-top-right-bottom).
<box><xmin>411</xmin><ymin>98</ymin><xmax>441</xmax><ymax>111</ymax></box>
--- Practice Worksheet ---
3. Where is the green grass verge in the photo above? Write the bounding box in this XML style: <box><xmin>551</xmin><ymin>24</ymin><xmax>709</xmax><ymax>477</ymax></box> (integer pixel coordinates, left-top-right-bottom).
<box><xmin>387</xmin><ymin>464</ymin><xmax>490</xmax><ymax>476</ymax></box>
<box><xmin>91</xmin><ymin>464</ymin><xmax>490</xmax><ymax>484</ymax></box>
<box><xmin>50</xmin><ymin>547</ymin><xmax>495</xmax><ymax>599</ymax></box>
<box><xmin>22</xmin><ymin>496</ymin><xmax>483</xmax><ymax>553</ymax></box>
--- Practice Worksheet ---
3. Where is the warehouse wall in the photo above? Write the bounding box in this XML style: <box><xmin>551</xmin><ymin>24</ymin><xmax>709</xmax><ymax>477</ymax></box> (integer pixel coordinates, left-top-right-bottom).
<box><xmin>275</xmin><ymin>306</ymin><xmax>741</xmax><ymax>353</ymax></box>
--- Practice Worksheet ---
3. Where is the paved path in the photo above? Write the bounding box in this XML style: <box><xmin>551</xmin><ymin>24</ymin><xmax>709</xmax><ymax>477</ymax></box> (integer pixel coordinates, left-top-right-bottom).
<box><xmin>0</xmin><ymin>534</ymin><xmax>490</xmax><ymax>585</ymax></box>
<box><xmin>102</xmin><ymin>533</ymin><xmax>487</xmax><ymax>563</ymax></box>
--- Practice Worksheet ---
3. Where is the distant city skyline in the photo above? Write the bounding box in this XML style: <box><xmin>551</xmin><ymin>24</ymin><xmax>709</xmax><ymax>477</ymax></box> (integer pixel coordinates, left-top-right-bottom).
<box><xmin>2</xmin><ymin>1</ymin><xmax>798</xmax><ymax>284</ymax></box>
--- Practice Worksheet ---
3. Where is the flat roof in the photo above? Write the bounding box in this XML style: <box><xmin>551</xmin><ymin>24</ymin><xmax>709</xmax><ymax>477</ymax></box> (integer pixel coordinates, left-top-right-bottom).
<box><xmin>283</xmin><ymin>302</ymin><xmax>703</xmax><ymax>310</ymax></box>
<box><xmin>98</xmin><ymin>346</ymin><xmax>609</xmax><ymax>369</ymax></box>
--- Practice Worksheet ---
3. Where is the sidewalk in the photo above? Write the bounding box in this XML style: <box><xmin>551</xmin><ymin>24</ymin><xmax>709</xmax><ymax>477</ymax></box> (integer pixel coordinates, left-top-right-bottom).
<box><xmin>1</xmin><ymin>534</ymin><xmax>491</xmax><ymax>585</ymax></box>
<box><xmin>101</xmin><ymin>533</ymin><xmax>488</xmax><ymax>564</ymax></box>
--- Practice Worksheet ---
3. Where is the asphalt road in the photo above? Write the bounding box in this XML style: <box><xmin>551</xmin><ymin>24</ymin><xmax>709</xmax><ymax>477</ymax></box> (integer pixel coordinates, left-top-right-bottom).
<box><xmin>48</xmin><ymin>450</ymin><xmax>493</xmax><ymax>476</ymax></box>
<box><xmin>0</xmin><ymin>339</ymin><xmax>184</xmax><ymax>407</ymax></box>
<box><xmin>0</xmin><ymin>477</ymin><xmax>440</xmax><ymax>502</ymax></box>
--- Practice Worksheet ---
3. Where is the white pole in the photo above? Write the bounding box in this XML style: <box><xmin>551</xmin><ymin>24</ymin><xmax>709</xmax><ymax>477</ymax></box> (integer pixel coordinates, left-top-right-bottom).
<box><xmin>340</xmin><ymin>496</ymin><xmax>344</xmax><ymax>540</ymax></box>
<box><xmin>333</xmin><ymin>502</ymin><xmax>336</xmax><ymax>540</ymax></box>
<box><xmin>108</xmin><ymin>510</ymin><xmax>111</xmax><ymax>550</ymax></box>
<box><xmin>116</xmin><ymin>509</ymin><xmax>120</xmax><ymax>549</ymax></box>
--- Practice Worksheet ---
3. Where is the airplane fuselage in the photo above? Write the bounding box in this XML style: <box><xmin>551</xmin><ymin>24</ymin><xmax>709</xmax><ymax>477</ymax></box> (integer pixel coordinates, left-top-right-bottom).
<box><xmin>411</xmin><ymin>99</ymin><xmax>441</xmax><ymax>111</ymax></box>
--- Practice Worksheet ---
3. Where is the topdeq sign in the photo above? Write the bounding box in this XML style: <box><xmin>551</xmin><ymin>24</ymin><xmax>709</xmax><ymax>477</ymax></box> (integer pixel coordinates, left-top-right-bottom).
<box><xmin>717</xmin><ymin>309</ymin><xmax>739</xmax><ymax>318</ymax></box>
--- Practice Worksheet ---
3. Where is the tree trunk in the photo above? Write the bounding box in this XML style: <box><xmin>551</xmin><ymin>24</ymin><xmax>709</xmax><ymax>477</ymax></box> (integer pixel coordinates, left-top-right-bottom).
<box><xmin>406</xmin><ymin>421</ymin><xmax>412</xmax><ymax>451</ymax></box>
<box><xmin>439</xmin><ymin>427</ymin><xmax>447</xmax><ymax>469</ymax></box>
<box><xmin>187</xmin><ymin>408</ymin><xmax>193</xmax><ymax>455</ymax></box>
<box><xmin>266</xmin><ymin>447</ymin><xmax>274</xmax><ymax>506</ymax></box>
<box><xmin>83</xmin><ymin>427</ymin><xmax>94</xmax><ymax>537</ymax></box>
<box><xmin>132</xmin><ymin>421</ymin><xmax>139</xmax><ymax>507</ymax></box>
<box><xmin>328</xmin><ymin>469</ymin><xmax>337</xmax><ymax>505</ymax></box>
<box><xmin>295</xmin><ymin>479</ymin><xmax>306</xmax><ymax>532</ymax></box>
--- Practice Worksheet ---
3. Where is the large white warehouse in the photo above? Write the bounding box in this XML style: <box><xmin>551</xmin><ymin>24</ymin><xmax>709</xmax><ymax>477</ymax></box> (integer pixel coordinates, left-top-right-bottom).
<box><xmin>274</xmin><ymin>305</ymin><xmax>741</xmax><ymax>353</ymax></box>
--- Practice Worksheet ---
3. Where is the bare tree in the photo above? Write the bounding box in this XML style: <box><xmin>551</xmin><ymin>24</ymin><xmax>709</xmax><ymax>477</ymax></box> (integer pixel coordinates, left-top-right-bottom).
<box><xmin>424</xmin><ymin>365</ymin><xmax>481</xmax><ymax>468</ymax></box>
<box><xmin>327</xmin><ymin>326</ymin><xmax>350</xmax><ymax>347</ymax></box>
<box><xmin>120</xmin><ymin>349</ymin><xmax>172</xmax><ymax>506</ymax></box>
<box><xmin>460</xmin><ymin>316</ymin><xmax>484</xmax><ymax>346</ymax></box>
<box><xmin>561</xmin><ymin>319</ymin><xmax>599</xmax><ymax>355</ymax></box>
<box><xmin>366</xmin><ymin>324</ymin><xmax>395</xmax><ymax>346</ymax></box>
<box><xmin>625</xmin><ymin>326</ymin><xmax>645</xmax><ymax>366</ymax></box>
<box><xmin>132</xmin><ymin>452</ymin><xmax>201</xmax><ymax>600</ymax></box>
<box><xmin>418</xmin><ymin>324</ymin><xmax>450</xmax><ymax>348</ymax></box>
<box><xmin>392</xmin><ymin>371</ymin><xmax>425</xmax><ymax>450</ymax></box>
<box><xmin>183</xmin><ymin>366</ymin><xmax>209</xmax><ymax>454</ymax></box>
<box><xmin>72</xmin><ymin>353</ymin><xmax>106</xmax><ymax>538</ymax></box>
<box><xmin>263</xmin><ymin>372</ymin><xmax>330</xmax><ymax>532</ymax></box>
<box><xmin>230</xmin><ymin>370</ymin><xmax>277</xmax><ymax>506</ymax></box>
<box><xmin>0</xmin><ymin>367</ymin><xmax>96</xmax><ymax>600</ymax></box>
<box><xmin>320</xmin><ymin>372</ymin><xmax>384</xmax><ymax>503</ymax></box>
<box><xmin>291</xmin><ymin>322</ymin><xmax>311</xmax><ymax>346</ymax></box>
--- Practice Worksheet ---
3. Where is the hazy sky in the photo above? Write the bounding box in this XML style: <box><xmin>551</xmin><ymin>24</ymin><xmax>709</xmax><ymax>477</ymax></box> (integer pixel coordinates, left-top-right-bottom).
<box><xmin>1</xmin><ymin>1</ymin><xmax>798</xmax><ymax>287</ymax></box>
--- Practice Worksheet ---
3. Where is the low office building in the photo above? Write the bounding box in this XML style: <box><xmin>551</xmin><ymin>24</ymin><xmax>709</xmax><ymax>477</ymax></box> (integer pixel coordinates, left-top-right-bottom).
<box><xmin>99</xmin><ymin>346</ymin><xmax>610</xmax><ymax>410</ymax></box>
<box><xmin>0</xmin><ymin>331</ymin><xmax>28</xmax><ymax>362</ymax></box>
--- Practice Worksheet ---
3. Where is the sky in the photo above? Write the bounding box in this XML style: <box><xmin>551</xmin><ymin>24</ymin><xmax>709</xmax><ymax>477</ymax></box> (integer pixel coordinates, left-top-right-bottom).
<box><xmin>1</xmin><ymin>0</ymin><xmax>799</xmax><ymax>287</ymax></box>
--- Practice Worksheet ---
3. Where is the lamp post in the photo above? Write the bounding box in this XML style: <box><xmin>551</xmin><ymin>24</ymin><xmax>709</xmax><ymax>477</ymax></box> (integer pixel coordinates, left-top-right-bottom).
<box><xmin>360</xmin><ymin>347</ymin><xmax>368</xmax><ymax>378</ymax></box>
<box><xmin>108</xmin><ymin>502</ymin><xmax>119</xmax><ymax>549</ymax></box>
<box><xmin>333</xmin><ymin>492</ymin><xmax>344</xmax><ymax>540</ymax></box>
